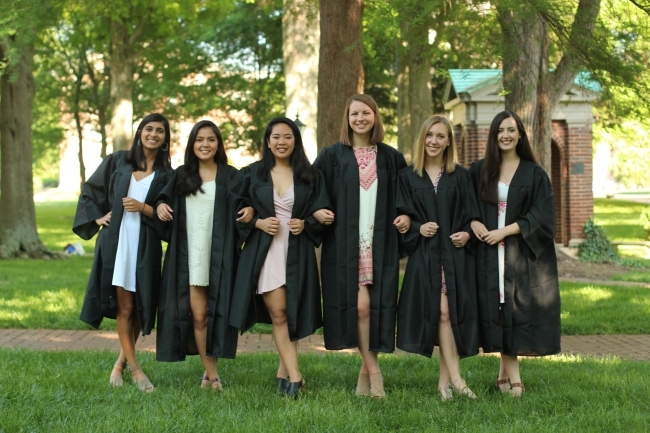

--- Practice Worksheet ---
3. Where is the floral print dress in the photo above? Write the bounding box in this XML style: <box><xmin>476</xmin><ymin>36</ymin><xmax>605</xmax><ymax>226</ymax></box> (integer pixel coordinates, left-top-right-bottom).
<box><xmin>354</xmin><ymin>146</ymin><xmax>378</xmax><ymax>286</ymax></box>
<box><xmin>431</xmin><ymin>167</ymin><xmax>448</xmax><ymax>295</ymax></box>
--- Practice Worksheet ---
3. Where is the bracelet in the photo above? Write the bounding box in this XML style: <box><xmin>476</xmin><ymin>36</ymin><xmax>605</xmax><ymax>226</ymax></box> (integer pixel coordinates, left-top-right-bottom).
<box><xmin>141</xmin><ymin>202</ymin><xmax>146</xmax><ymax>212</ymax></box>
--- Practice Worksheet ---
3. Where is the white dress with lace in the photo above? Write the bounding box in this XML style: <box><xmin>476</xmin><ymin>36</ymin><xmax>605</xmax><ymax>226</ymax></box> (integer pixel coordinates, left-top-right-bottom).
<box><xmin>186</xmin><ymin>181</ymin><xmax>216</xmax><ymax>286</ymax></box>
<box><xmin>497</xmin><ymin>181</ymin><xmax>509</xmax><ymax>304</ymax></box>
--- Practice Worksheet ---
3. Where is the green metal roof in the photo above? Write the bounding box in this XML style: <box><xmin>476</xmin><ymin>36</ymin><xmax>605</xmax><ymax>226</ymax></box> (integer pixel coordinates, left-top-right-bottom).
<box><xmin>447</xmin><ymin>69</ymin><xmax>603</xmax><ymax>95</ymax></box>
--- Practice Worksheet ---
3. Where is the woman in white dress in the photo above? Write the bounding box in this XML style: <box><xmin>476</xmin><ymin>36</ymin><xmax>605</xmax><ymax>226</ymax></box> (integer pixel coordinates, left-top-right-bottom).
<box><xmin>155</xmin><ymin>120</ymin><xmax>252</xmax><ymax>390</ymax></box>
<box><xmin>73</xmin><ymin>113</ymin><xmax>173</xmax><ymax>392</ymax></box>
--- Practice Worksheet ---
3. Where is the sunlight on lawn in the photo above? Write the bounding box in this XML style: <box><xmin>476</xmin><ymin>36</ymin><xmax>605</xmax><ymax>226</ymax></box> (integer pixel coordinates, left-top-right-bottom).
<box><xmin>567</xmin><ymin>286</ymin><xmax>614</xmax><ymax>302</ymax></box>
<box><xmin>0</xmin><ymin>289</ymin><xmax>81</xmax><ymax>318</ymax></box>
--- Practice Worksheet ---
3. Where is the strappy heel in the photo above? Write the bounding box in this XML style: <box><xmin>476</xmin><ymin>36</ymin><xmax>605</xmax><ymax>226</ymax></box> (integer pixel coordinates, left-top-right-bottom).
<box><xmin>109</xmin><ymin>361</ymin><xmax>126</xmax><ymax>387</ymax></box>
<box><xmin>496</xmin><ymin>376</ymin><xmax>510</xmax><ymax>393</ymax></box>
<box><xmin>438</xmin><ymin>385</ymin><xmax>453</xmax><ymax>401</ymax></box>
<box><xmin>284</xmin><ymin>377</ymin><xmax>306</xmax><ymax>399</ymax></box>
<box><xmin>128</xmin><ymin>365</ymin><xmax>155</xmax><ymax>393</ymax></box>
<box><xmin>200</xmin><ymin>373</ymin><xmax>210</xmax><ymax>389</ymax></box>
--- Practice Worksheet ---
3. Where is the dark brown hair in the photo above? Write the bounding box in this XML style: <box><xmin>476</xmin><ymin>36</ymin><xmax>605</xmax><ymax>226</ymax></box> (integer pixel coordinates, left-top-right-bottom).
<box><xmin>339</xmin><ymin>94</ymin><xmax>384</xmax><ymax>146</ymax></box>
<box><xmin>479</xmin><ymin>110</ymin><xmax>536</xmax><ymax>204</ymax></box>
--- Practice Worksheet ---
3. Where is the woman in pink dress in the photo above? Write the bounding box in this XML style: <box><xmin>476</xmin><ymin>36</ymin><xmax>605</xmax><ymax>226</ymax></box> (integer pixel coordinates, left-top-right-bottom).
<box><xmin>230</xmin><ymin>117</ymin><xmax>332</xmax><ymax>398</ymax></box>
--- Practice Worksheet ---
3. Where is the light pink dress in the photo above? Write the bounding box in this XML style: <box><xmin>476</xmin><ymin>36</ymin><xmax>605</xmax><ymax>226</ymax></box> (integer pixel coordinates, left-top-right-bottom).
<box><xmin>257</xmin><ymin>185</ymin><xmax>294</xmax><ymax>294</ymax></box>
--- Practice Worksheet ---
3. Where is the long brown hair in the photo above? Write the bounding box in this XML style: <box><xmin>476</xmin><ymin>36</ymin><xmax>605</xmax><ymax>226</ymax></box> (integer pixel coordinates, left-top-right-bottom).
<box><xmin>412</xmin><ymin>115</ymin><xmax>457</xmax><ymax>177</ymax></box>
<box><xmin>339</xmin><ymin>94</ymin><xmax>384</xmax><ymax>146</ymax></box>
<box><xmin>479</xmin><ymin>111</ymin><xmax>536</xmax><ymax>204</ymax></box>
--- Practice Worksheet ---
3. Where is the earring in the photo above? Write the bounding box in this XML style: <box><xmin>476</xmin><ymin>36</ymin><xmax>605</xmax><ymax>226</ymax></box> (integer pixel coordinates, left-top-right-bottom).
<box><xmin>137</xmin><ymin>139</ymin><xmax>142</xmax><ymax>147</ymax></box>
<box><xmin>161</xmin><ymin>143</ymin><xmax>169</xmax><ymax>152</ymax></box>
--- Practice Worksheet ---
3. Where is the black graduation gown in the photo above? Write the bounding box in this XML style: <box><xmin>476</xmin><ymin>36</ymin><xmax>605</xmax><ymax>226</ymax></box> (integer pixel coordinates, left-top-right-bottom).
<box><xmin>313</xmin><ymin>142</ymin><xmax>407</xmax><ymax>353</ymax></box>
<box><xmin>470</xmin><ymin>159</ymin><xmax>561</xmax><ymax>356</ymax></box>
<box><xmin>395</xmin><ymin>165</ymin><xmax>481</xmax><ymax>358</ymax></box>
<box><xmin>72</xmin><ymin>151</ymin><xmax>171</xmax><ymax>333</ymax></box>
<box><xmin>228</xmin><ymin>161</ymin><xmax>328</xmax><ymax>341</ymax></box>
<box><xmin>153</xmin><ymin>164</ymin><xmax>240</xmax><ymax>361</ymax></box>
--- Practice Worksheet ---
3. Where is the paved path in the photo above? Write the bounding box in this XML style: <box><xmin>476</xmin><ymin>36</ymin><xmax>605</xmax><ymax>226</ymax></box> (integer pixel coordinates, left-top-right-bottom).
<box><xmin>1</xmin><ymin>329</ymin><xmax>648</xmax><ymax>362</ymax></box>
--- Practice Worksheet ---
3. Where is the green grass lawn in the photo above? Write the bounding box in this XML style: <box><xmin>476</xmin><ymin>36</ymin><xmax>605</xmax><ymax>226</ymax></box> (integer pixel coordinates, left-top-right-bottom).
<box><xmin>1</xmin><ymin>257</ymin><xmax>649</xmax><ymax>335</ymax></box>
<box><xmin>36</xmin><ymin>201</ymin><xmax>96</xmax><ymax>252</ymax></box>
<box><xmin>0</xmin><ymin>349</ymin><xmax>648</xmax><ymax>432</ymax></box>
<box><xmin>594</xmin><ymin>198</ymin><xmax>648</xmax><ymax>243</ymax></box>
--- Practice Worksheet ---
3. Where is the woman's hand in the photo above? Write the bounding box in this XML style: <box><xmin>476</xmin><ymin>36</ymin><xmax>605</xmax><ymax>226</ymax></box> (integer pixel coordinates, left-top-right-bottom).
<box><xmin>288</xmin><ymin>219</ymin><xmax>305</xmax><ymax>236</ymax></box>
<box><xmin>255</xmin><ymin>217</ymin><xmax>280</xmax><ymax>236</ymax></box>
<box><xmin>157</xmin><ymin>203</ymin><xmax>173</xmax><ymax>221</ymax></box>
<box><xmin>420</xmin><ymin>222</ymin><xmax>439</xmax><ymax>238</ymax></box>
<box><xmin>313</xmin><ymin>209</ymin><xmax>335</xmax><ymax>226</ymax></box>
<box><xmin>482</xmin><ymin>228</ymin><xmax>507</xmax><ymax>245</ymax></box>
<box><xmin>450</xmin><ymin>231</ymin><xmax>470</xmax><ymax>248</ymax></box>
<box><xmin>237</xmin><ymin>206</ymin><xmax>254</xmax><ymax>223</ymax></box>
<box><xmin>394</xmin><ymin>214</ymin><xmax>411</xmax><ymax>234</ymax></box>
<box><xmin>471</xmin><ymin>220</ymin><xmax>488</xmax><ymax>241</ymax></box>
<box><xmin>95</xmin><ymin>212</ymin><xmax>112</xmax><ymax>227</ymax></box>
<box><xmin>123</xmin><ymin>197</ymin><xmax>145</xmax><ymax>213</ymax></box>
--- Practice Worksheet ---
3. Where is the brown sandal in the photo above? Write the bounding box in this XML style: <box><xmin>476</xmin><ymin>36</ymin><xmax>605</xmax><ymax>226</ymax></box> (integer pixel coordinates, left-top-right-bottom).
<box><xmin>509</xmin><ymin>382</ymin><xmax>525</xmax><ymax>397</ymax></box>
<box><xmin>355</xmin><ymin>372</ymin><xmax>370</xmax><ymax>396</ymax></box>
<box><xmin>200</xmin><ymin>374</ymin><xmax>210</xmax><ymax>389</ymax></box>
<box><xmin>496</xmin><ymin>377</ymin><xmax>510</xmax><ymax>393</ymax></box>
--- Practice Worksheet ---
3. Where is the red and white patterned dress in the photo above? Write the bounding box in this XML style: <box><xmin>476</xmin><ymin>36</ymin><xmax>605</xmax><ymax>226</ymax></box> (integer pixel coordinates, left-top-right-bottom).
<box><xmin>354</xmin><ymin>146</ymin><xmax>378</xmax><ymax>286</ymax></box>
<box><xmin>497</xmin><ymin>181</ymin><xmax>509</xmax><ymax>303</ymax></box>
<box><xmin>431</xmin><ymin>167</ymin><xmax>448</xmax><ymax>295</ymax></box>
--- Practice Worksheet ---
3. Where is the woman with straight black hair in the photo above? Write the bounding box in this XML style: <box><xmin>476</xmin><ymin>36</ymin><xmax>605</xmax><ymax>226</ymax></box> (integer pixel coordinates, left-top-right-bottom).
<box><xmin>155</xmin><ymin>120</ymin><xmax>252</xmax><ymax>390</ymax></box>
<box><xmin>229</xmin><ymin>117</ymin><xmax>331</xmax><ymax>398</ymax></box>
<box><xmin>470</xmin><ymin>110</ymin><xmax>561</xmax><ymax>397</ymax></box>
<box><xmin>73</xmin><ymin>113</ymin><xmax>173</xmax><ymax>392</ymax></box>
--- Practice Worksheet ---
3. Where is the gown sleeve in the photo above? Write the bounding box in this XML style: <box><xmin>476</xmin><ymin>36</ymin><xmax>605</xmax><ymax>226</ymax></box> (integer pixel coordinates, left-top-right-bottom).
<box><xmin>516</xmin><ymin>167</ymin><xmax>556</xmax><ymax>258</ymax></box>
<box><xmin>151</xmin><ymin>168</ymin><xmax>179</xmax><ymax>243</ymax></box>
<box><xmin>229</xmin><ymin>166</ymin><xmax>258</xmax><ymax>248</ymax></box>
<box><xmin>303</xmin><ymin>170</ymin><xmax>332</xmax><ymax>247</ymax></box>
<box><xmin>395</xmin><ymin>169</ymin><xmax>421</xmax><ymax>257</ymax></box>
<box><xmin>459</xmin><ymin>168</ymin><xmax>482</xmax><ymax>254</ymax></box>
<box><xmin>72</xmin><ymin>154</ymin><xmax>115</xmax><ymax>240</ymax></box>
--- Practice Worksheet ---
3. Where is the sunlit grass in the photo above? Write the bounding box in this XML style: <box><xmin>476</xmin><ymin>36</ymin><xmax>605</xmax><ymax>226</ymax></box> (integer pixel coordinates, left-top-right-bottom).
<box><xmin>560</xmin><ymin>282</ymin><xmax>650</xmax><ymax>335</ymax></box>
<box><xmin>593</xmin><ymin>198</ymin><xmax>648</xmax><ymax>242</ymax></box>
<box><xmin>0</xmin><ymin>349</ymin><xmax>648</xmax><ymax>432</ymax></box>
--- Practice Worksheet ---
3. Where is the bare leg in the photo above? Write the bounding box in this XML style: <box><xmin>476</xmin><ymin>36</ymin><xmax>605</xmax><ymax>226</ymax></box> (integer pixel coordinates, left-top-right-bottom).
<box><xmin>263</xmin><ymin>287</ymin><xmax>301</xmax><ymax>382</ymax></box>
<box><xmin>501</xmin><ymin>354</ymin><xmax>523</xmax><ymax>396</ymax></box>
<box><xmin>276</xmin><ymin>342</ymin><xmax>297</xmax><ymax>378</ymax></box>
<box><xmin>189</xmin><ymin>285</ymin><xmax>220</xmax><ymax>389</ymax></box>
<box><xmin>497</xmin><ymin>355</ymin><xmax>510</xmax><ymax>392</ymax></box>
<box><xmin>438</xmin><ymin>293</ymin><xmax>475</xmax><ymax>398</ymax></box>
<box><xmin>357</xmin><ymin>285</ymin><xmax>384</xmax><ymax>397</ymax></box>
<box><xmin>115</xmin><ymin>286</ymin><xmax>153</xmax><ymax>391</ymax></box>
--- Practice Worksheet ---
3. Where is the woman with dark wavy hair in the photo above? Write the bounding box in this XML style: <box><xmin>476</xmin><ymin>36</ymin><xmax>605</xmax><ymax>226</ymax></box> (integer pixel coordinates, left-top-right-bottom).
<box><xmin>229</xmin><ymin>117</ymin><xmax>331</xmax><ymax>398</ymax></box>
<box><xmin>470</xmin><ymin>110</ymin><xmax>561</xmax><ymax>397</ymax></box>
<box><xmin>154</xmin><ymin>120</ymin><xmax>252</xmax><ymax>390</ymax></box>
<box><xmin>73</xmin><ymin>113</ymin><xmax>173</xmax><ymax>392</ymax></box>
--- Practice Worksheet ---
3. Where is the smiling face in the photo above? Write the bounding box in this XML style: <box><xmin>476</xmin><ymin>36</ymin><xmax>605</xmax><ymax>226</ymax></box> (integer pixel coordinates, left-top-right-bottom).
<box><xmin>268</xmin><ymin>122</ymin><xmax>295</xmax><ymax>161</ymax></box>
<box><xmin>348</xmin><ymin>100</ymin><xmax>375</xmax><ymax>137</ymax></box>
<box><xmin>193</xmin><ymin>126</ymin><xmax>219</xmax><ymax>162</ymax></box>
<box><xmin>424</xmin><ymin>121</ymin><xmax>450</xmax><ymax>160</ymax></box>
<box><xmin>497</xmin><ymin>116</ymin><xmax>521</xmax><ymax>153</ymax></box>
<box><xmin>139</xmin><ymin>121</ymin><xmax>166</xmax><ymax>151</ymax></box>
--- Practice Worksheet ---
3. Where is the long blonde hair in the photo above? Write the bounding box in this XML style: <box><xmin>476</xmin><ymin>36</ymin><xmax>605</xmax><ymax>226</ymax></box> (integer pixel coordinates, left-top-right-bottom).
<box><xmin>412</xmin><ymin>115</ymin><xmax>458</xmax><ymax>176</ymax></box>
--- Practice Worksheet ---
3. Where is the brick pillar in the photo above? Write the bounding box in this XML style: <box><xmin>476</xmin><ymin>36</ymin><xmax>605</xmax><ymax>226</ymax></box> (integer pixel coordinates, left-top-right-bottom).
<box><xmin>566</xmin><ymin>123</ymin><xmax>594</xmax><ymax>243</ymax></box>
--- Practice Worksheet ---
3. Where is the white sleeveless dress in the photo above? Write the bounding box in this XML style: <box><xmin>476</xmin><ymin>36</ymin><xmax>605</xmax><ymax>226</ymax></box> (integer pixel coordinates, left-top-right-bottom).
<box><xmin>186</xmin><ymin>181</ymin><xmax>216</xmax><ymax>286</ymax></box>
<box><xmin>497</xmin><ymin>181</ymin><xmax>509</xmax><ymax>304</ymax></box>
<box><xmin>112</xmin><ymin>172</ymin><xmax>154</xmax><ymax>292</ymax></box>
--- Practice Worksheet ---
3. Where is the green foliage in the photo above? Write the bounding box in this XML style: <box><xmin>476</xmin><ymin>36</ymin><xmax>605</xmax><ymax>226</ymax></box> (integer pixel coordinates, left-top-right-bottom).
<box><xmin>578</xmin><ymin>218</ymin><xmax>620</xmax><ymax>263</ymax></box>
<box><xmin>593</xmin><ymin>198</ymin><xmax>648</xmax><ymax>242</ymax></box>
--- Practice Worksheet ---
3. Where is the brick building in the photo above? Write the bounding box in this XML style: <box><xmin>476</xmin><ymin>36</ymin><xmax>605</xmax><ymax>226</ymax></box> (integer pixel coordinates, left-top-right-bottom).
<box><xmin>444</xmin><ymin>69</ymin><xmax>600</xmax><ymax>246</ymax></box>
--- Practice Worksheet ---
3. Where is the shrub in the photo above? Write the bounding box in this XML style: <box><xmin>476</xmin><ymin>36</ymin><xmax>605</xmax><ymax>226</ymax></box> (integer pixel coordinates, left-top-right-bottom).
<box><xmin>578</xmin><ymin>218</ymin><xmax>620</xmax><ymax>263</ymax></box>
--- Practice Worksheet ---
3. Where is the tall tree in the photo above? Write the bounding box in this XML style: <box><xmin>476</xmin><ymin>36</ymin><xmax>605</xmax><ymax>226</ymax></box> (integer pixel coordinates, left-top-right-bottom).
<box><xmin>497</xmin><ymin>0</ymin><xmax>601</xmax><ymax>171</ymax></box>
<box><xmin>317</xmin><ymin>0</ymin><xmax>364</xmax><ymax>150</ymax></box>
<box><xmin>0</xmin><ymin>0</ymin><xmax>62</xmax><ymax>258</ymax></box>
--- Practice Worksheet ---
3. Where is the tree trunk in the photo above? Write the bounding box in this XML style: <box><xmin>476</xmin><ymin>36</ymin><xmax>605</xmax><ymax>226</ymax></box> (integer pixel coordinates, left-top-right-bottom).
<box><xmin>0</xmin><ymin>41</ymin><xmax>50</xmax><ymax>258</ymax></box>
<box><xmin>74</xmin><ymin>111</ymin><xmax>86</xmax><ymax>188</ymax></box>
<box><xmin>317</xmin><ymin>0</ymin><xmax>364</xmax><ymax>151</ymax></box>
<box><xmin>98</xmin><ymin>109</ymin><xmax>109</xmax><ymax>158</ymax></box>
<box><xmin>498</xmin><ymin>0</ymin><xmax>601</xmax><ymax>173</ymax></box>
<box><xmin>283</xmin><ymin>0</ymin><xmax>320</xmax><ymax>161</ymax></box>
<box><xmin>109</xmin><ymin>19</ymin><xmax>134</xmax><ymax>151</ymax></box>
<box><xmin>396</xmin><ymin>52</ymin><xmax>411</xmax><ymax>157</ymax></box>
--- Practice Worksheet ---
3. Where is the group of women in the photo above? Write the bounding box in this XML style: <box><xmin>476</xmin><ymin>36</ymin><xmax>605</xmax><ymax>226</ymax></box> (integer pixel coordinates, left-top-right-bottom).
<box><xmin>73</xmin><ymin>94</ymin><xmax>560</xmax><ymax>400</ymax></box>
